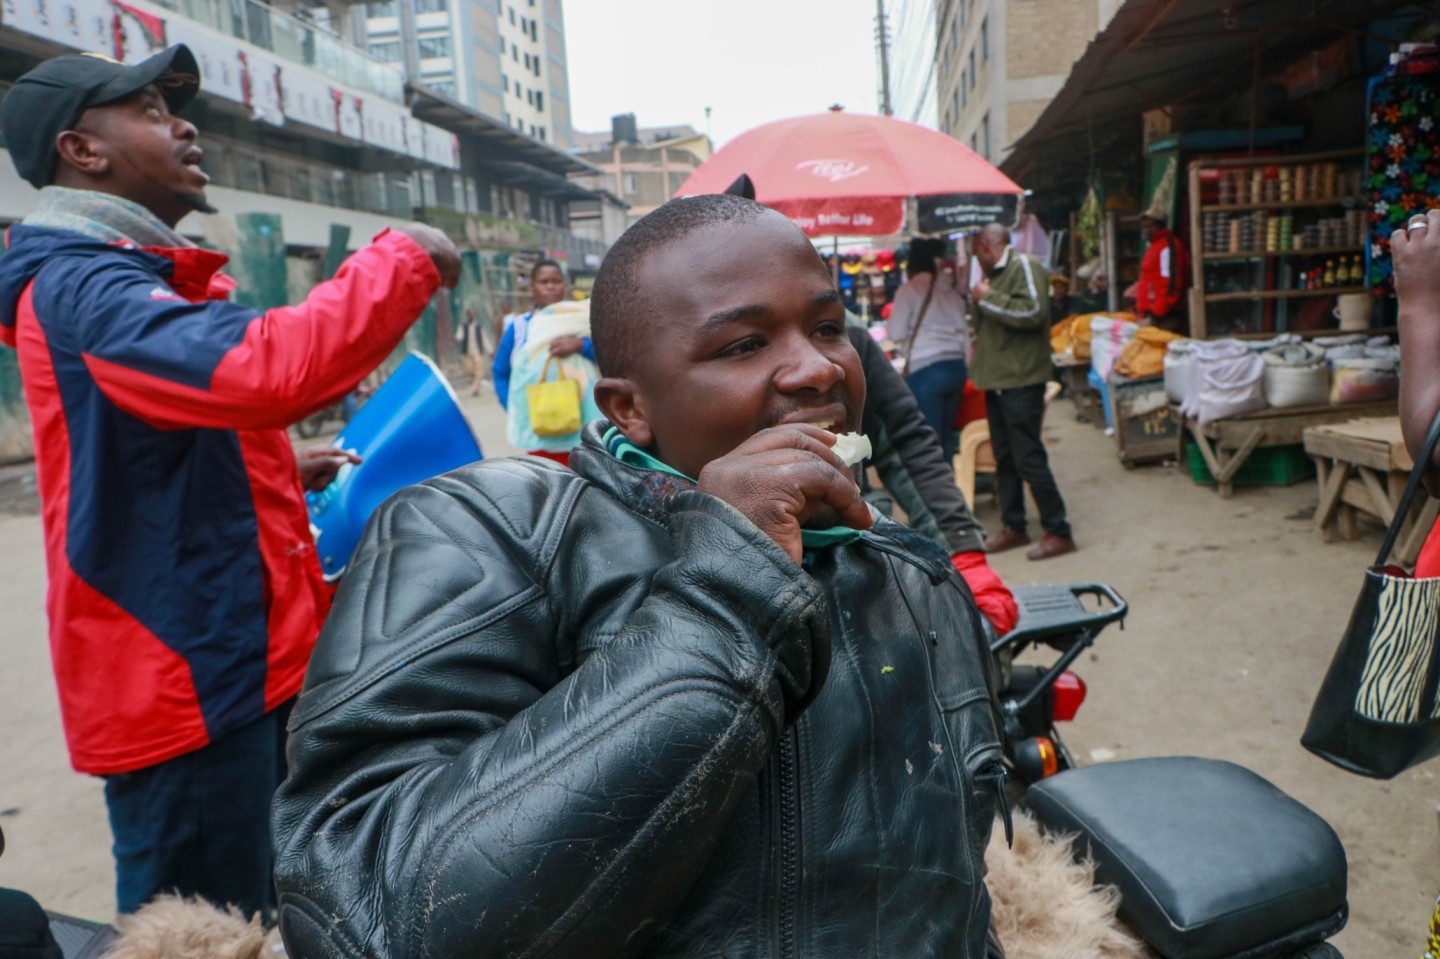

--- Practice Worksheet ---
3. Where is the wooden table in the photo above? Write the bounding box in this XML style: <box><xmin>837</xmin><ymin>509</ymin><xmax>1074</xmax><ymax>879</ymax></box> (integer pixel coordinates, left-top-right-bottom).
<box><xmin>1303</xmin><ymin>416</ymin><xmax>1438</xmax><ymax>564</ymax></box>
<box><xmin>1053</xmin><ymin>354</ymin><xmax>1103</xmax><ymax>426</ymax></box>
<box><xmin>1180</xmin><ymin>399</ymin><xmax>1398</xmax><ymax>499</ymax></box>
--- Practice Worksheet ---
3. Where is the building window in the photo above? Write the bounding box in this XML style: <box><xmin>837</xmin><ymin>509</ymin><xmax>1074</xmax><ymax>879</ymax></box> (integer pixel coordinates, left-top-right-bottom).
<box><xmin>366</xmin><ymin>0</ymin><xmax>395</xmax><ymax>15</ymax></box>
<box><xmin>418</xmin><ymin>35</ymin><xmax>451</xmax><ymax>58</ymax></box>
<box><xmin>532</xmin><ymin>56</ymin><xmax>540</xmax><ymax>77</ymax></box>
<box><xmin>969</xmin><ymin>50</ymin><xmax>976</xmax><ymax>87</ymax></box>
<box><xmin>537</xmin><ymin>126</ymin><xmax>545</xmax><ymax>141</ymax></box>
<box><xmin>508</xmin><ymin>5</ymin><xmax>514</xmax><ymax>23</ymax></box>
<box><xmin>501</xmin><ymin>73</ymin><xmax>509</xmax><ymax>92</ymax></box>
<box><xmin>523</xmin><ymin>52</ymin><xmax>531</xmax><ymax>69</ymax></box>
<box><xmin>535</xmin><ymin>90</ymin><xmax>543</xmax><ymax>111</ymax></box>
<box><xmin>413</xmin><ymin>0</ymin><xmax>445</xmax><ymax>13</ymax></box>
<box><xmin>431</xmin><ymin>80</ymin><xmax>456</xmax><ymax>98</ymax></box>
<box><xmin>526</xmin><ymin>88</ymin><xmax>533</xmax><ymax>105</ymax></box>
<box><xmin>954</xmin><ymin>86</ymin><xmax>960</xmax><ymax>117</ymax></box>
<box><xmin>498</xmin><ymin>37</ymin><xmax>504</xmax><ymax>53</ymax></box>
<box><xmin>960</xmin><ymin>69</ymin><xmax>967</xmax><ymax>107</ymax></box>
<box><xmin>369</xmin><ymin>40</ymin><xmax>401</xmax><ymax>62</ymax></box>
<box><xmin>529</xmin><ymin>18</ymin><xmax>537</xmax><ymax>40</ymax></box>
<box><xmin>981</xmin><ymin>17</ymin><xmax>988</xmax><ymax>59</ymax></box>
<box><xmin>513</xmin><ymin>47</ymin><xmax>519</xmax><ymax>62</ymax></box>
<box><xmin>970</xmin><ymin>132</ymin><xmax>978</xmax><ymax>151</ymax></box>
<box><xmin>982</xmin><ymin>112</ymin><xmax>990</xmax><ymax>157</ymax></box>
<box><xmin>519</xmin><ymin>15</ymin><xmax>526</xmax><ymax>32</ymax></box>
<box><xmin>624</xmin><ymin>173</ymin><xmax>638</xmax><ymax>194</ymax></box>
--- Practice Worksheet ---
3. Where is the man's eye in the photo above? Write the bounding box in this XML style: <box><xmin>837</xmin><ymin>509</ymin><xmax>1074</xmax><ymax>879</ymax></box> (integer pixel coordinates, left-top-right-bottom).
<box><xmin>815</xmin><ymin>321</ymin><xmax>845</xmax><ymax>338</ymax></box>
<box><xmin>720</xmin><ymin>338</ymin><xmax>762</xmax><ymax>357</ymax></box>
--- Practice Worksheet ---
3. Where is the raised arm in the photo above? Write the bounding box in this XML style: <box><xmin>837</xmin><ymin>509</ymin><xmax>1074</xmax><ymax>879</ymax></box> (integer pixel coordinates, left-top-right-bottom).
<box><xmin>62</xmin><ymin>230</ymin><xmax>441</xmax><ymax>431</ymax></box>
<box><xmin>976</xmin><ymin>255</ymin><xmax>1047</xmax><ymax>329</ymax></box>
<box><xmin>272</xmin><ymin>462</ymin><xmax>829</xmax><ymax>958</ymax></box>
<box><xmin>1395</xmin><ymin>211</ymin><xmax>1440</xmax><ymax>484</ymax></box>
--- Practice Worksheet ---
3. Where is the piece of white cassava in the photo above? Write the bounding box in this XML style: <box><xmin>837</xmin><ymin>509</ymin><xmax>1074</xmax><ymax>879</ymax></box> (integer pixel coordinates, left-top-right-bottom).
<box><xmin>831</xmin><ymin>432</ymin><xmax>872</xmax><ymax>467</ymax></box>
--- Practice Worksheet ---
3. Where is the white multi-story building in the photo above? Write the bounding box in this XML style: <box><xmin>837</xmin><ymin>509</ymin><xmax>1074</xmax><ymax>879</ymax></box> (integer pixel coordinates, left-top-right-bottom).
<box><xmin>363</xmin><ymin>0</ymin><xmax>573</xmax><ymax>150</ymax></box>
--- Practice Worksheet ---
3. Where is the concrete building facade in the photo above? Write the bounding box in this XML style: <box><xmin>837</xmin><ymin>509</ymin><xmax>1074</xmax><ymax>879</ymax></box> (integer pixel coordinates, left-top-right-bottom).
<box><xmin>572</xmin><ymin>117</ymin><xmax>712</xmax><ymax>225</ymax></box>
<box><xmin>931</xmin><ymin>0</ymin><xmax>1121</xmax><ymax>162</ymax></box>
<box><xmin>364</xmin><ymin>0</ymin><xmax>572</xmax><ymax>150</ymax></box>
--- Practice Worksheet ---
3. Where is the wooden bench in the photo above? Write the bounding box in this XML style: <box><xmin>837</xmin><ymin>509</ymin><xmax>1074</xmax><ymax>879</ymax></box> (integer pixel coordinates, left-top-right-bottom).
<box><xmin>1179</xmin><ymin>399</ymin><xmax>1398</xmax><ymax>499</ymax></box>
<box><xmin>1303</xmin><ymin>416</ymin><xmax>1438</xmax><ymax>564</ymax></box>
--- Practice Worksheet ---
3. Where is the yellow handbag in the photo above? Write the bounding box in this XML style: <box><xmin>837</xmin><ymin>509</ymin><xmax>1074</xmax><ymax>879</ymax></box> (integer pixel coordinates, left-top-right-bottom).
<box><xmin>525</xmin><ymin>355</ymin><xmax>583</xmax><ymax>437</ymax></box>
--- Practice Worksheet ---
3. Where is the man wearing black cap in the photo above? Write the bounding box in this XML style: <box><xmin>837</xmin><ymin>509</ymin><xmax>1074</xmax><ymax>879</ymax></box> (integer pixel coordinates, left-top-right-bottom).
<box><xmin>0</xmin><ymin>46</ymin><xmax>459</xmax><ymax>916</ymax></box>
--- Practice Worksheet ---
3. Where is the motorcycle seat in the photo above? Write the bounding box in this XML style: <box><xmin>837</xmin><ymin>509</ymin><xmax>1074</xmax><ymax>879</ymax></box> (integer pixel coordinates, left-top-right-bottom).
<box><xmin>1023</xmin><ymin>756</ymin><xmax>1347</xmax><ymax>959</ymax></box>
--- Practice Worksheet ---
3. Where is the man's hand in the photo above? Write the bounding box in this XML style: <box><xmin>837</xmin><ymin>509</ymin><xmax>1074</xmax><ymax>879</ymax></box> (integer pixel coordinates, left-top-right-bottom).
<box><xmin>951</xmin><ymin>551</ymin><xmax>1018</xmax><ymax>635</ymax></box>
<box><xmin>1393</xmin><ymin>209</ymin><xmax>1440</xmax><ymax>316</ymax></box>
<box><xmin>297</xmin><ymin>447</ymin><xmax>362</xmax><ymax>492</ymax></box>
<box><xmin>549</xmin><ymin>335</ymin><xmax>585</xmax><ymax>357</ymax></box>
<box><xmin>696</xmin><ymin>425</ymin><xmax>873</xmax><ymax>564</ymax></box>
<box><xmin>972</xmin><ymin>278</ymin><xmax>991</xmax><ymax>300</ymax></box>
<box><xmin>396</xmin><ymin>223</ymin><xmax>461</xmax><ymax>289</ymax></box>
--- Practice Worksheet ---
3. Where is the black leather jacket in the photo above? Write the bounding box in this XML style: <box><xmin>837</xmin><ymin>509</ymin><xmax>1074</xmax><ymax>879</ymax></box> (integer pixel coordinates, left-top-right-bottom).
<box><xmin>273</xmin><ymin>424</ymin><xmax>1004</xmax><ymax>958</ymax></box>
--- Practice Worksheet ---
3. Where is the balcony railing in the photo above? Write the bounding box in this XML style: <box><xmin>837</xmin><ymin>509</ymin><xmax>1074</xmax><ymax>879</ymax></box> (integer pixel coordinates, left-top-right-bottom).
<box><xmin>146</xmin><ymin>0</ymin><xmax>406</xmax><ymax>101</ymax></box>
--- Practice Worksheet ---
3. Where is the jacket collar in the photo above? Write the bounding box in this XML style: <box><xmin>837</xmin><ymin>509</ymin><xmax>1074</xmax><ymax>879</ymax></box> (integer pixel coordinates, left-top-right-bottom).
<box><xmin>570</xmin><ymin>421</ymin><xmax>699</xmax><ymax>529</ymax></box>
<box><xmin>568</xmin><ymin>421</ymin><xmax>954</xmax><ymax>581</ymax></box>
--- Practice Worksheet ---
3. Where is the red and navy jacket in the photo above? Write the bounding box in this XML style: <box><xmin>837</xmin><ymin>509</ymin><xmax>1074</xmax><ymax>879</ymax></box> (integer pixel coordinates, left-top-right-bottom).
<box><xmin>1135</xmin><ymin>227</ymin><xmax>1190</xmax><ymax>319</ymax></box>
<box><xmin>0</xmin><ymin>225</ymin><xmax>440</xmax><ymax>774</ymax></box>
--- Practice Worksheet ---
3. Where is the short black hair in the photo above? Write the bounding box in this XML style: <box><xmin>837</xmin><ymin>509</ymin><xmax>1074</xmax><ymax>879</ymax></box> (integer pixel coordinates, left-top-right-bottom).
<box><xmin>907</xmin><ymin>237</ymin><xmax>941</xmax><ymax>274</ymax></box>
<box><xmin>531</xmin><ymin>258</ymin><xmax>563</xmax><ymax>279</ymax></box>
<box><xmin>590</xmin><ymin>193</ymin><xmax>768</xmax><ymax>377</ymax></box>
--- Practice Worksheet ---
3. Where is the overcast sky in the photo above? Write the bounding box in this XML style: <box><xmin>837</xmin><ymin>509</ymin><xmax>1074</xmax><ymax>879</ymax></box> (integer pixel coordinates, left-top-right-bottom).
<box><xmin>563</xmin><ymin>0</ymin><xmax>883</xmax><ymax>148</ymax></box>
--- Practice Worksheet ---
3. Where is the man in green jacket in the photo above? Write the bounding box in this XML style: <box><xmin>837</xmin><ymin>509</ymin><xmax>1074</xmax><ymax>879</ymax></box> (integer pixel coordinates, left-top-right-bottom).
<box><xmin>969</xmin><ymin>223</ymin><xmax>1076</xmax><ymax>560</ymax></box>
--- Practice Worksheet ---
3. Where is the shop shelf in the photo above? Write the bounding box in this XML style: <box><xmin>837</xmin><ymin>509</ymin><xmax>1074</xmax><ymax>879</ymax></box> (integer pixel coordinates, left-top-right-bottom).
<box><xmin>1200</xmin><ymin>198</ymin><xmax>1362</xmax><ymax>212</ymax></box>
<box><xmin>1200</xmin><ymin>246</ymin><xmax>1362</xmax><ymax>261</ymax></box>
<box><xmin>1186</xmin><ymin>442</ymin><xmax>1316</xmax><ymax>487</ymax></box>
<box><xmin>1204</xmin><ymin>286</ymin><xmax>1367</xmax><ymax>302</ymax></box>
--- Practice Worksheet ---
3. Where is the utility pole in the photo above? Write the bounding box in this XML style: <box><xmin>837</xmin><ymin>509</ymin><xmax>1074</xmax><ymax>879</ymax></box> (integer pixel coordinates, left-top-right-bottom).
<box><xmin>875</xmin><ymin>0</ymin><xmax>893</xmax><ymax>116</ymax></box>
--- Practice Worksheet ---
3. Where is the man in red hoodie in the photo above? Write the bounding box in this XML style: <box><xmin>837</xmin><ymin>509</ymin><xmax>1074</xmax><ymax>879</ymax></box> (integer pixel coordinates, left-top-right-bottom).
<box><xmin>1135</xmin><ymin>209</ymin><xmax>1190</xmax><ymax>334</ymax></box>
<box><xmin>0</xmin><ymin>46</ymin><xmax>458</xmax><ymax>916</ymax></box>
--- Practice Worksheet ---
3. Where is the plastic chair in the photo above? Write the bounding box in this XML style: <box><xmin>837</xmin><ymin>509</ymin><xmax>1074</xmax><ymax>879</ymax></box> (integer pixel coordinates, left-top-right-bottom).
<box><xmin>954</xmin><ymin>381</ymin><xmax>1062</xmax><ymax>507</ymax></box>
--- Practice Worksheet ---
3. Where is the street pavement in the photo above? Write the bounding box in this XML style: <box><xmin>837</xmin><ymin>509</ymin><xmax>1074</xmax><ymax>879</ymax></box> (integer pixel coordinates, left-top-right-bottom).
<box><xmin>0</xmin><ymin>377</ymin><xmax>1431</xmax><ymax>958</ymax></box>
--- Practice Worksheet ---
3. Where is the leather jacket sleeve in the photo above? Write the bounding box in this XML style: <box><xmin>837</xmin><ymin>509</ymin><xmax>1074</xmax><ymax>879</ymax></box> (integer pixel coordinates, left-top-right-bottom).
<box><xmin>272</xmin><ymin>460</ymin><xmax>831</xmax><ymax>958</ymax></box>
<box><xmin>850</xmin><ymin>327</ymin><xmax>987</xmax><ymax>554</ymax></box>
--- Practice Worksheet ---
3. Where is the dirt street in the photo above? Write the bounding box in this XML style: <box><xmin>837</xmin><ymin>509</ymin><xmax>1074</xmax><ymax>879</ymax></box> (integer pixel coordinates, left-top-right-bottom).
<box><xmin>0</xmin><ymin>386</ymin><xmax>1434</xmax><ymax>958</ymax></box>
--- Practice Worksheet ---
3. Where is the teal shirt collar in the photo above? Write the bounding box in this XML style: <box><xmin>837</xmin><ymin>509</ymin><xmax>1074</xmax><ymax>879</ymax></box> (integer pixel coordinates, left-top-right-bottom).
<box><xmin>602</xmin><ymin>427</ymin><xmax>863</xmax><ymax>548</ymax></box>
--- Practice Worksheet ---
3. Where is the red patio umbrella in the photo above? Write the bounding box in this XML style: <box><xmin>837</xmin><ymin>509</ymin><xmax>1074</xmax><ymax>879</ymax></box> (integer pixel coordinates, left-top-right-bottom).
<box><xmin>676</xmin><ymin>109</ymin><xmax>1025</xmax><ymax>237</ymax></box>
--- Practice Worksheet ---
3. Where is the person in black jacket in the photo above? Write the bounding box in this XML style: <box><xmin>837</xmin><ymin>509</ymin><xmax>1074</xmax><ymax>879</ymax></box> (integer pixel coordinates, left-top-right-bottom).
<box><xmin>273</xmin><ymin>194</ymin><xmax>1005</xmax><ymax>958</ymax></box>
<box><xmin>849</xmin><ymin>324</ymin><xmax>1017</xmax><ymax>634</ymax></box>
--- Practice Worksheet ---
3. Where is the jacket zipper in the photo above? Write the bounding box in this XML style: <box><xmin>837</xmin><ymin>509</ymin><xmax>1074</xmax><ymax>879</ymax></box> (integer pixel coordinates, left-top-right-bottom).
<box><xmin>974</xmin><ymin>756</ymin><xmax>1013</xmax><ymax>847</ymax></box>
<box><xmin>777</xmin><ymin>728</ymin><xmax>801</xmax><ymax>959</ymax></box>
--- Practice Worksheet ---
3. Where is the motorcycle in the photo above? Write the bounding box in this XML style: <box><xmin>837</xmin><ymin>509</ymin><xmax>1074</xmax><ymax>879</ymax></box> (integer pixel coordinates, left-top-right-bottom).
<box><xmin>8</xmin><ymin>582</ymin><xmax>1350</xmax><ymax>959</ymax></box>
<box><xmin>994</xmin><ymin>582</ymin><xmax>1348</xmax><ymax>959</ymax></box>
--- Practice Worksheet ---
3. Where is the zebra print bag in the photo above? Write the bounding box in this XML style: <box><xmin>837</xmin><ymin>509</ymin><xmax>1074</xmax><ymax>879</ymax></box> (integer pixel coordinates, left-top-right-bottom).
<box><xmin>1302</xmin><ymin>410</ymin><xmax>1440</xmax><ymax>779</ymax></box>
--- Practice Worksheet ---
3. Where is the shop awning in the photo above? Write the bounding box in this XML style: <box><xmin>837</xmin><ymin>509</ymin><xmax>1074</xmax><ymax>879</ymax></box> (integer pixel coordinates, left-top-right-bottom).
<box><xmin>1002</xmin><ymin>0</ymin><xmax>1419</xmax><ymax>190</ymax></box>
<box><xmin>408</xmin><ymin>86</ymin><xmax>600</xmax><ymax>180</ymax></box>
<box><xmin>486</xmin><ymin>160</ymin><xmax>601</xmax><ymax>201</ymax></box>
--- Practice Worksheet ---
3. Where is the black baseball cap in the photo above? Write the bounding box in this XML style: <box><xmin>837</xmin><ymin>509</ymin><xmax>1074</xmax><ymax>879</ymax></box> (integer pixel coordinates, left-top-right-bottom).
<box><xmin>0</xmin><ymin>45</ymin><xmax>200</xmax><ymax>189</ymax></box>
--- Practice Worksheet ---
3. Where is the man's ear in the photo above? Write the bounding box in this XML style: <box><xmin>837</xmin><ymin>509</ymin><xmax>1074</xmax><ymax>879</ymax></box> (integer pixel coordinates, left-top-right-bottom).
<box><xmin>593</xmin><ymin>376</ymin><xmax>654</xmax><ymax>449</ymax></box>
<box><xmin>54</xmin><ymin>130</ymin><xmax>110</xmax><ymax>178</ymax></box>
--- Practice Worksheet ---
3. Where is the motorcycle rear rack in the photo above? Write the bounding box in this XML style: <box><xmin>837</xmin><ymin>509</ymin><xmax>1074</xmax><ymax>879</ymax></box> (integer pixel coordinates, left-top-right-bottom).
<box><xmin>994</xmin><ymin>583</ymin><xmax>1128</xmax><ymax>719</ymax></box>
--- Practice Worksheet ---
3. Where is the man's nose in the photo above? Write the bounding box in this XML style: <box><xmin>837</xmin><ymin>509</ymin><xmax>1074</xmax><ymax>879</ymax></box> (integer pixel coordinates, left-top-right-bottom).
<box><xmin>774</xmin><ymin>337</ymin><xmax>845</xmax><ymax>393</ymax></box>
<box><xmin>173</xmin><ymin>116</ymin><xmax>198</xmax><ymax>141</ymax></box>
